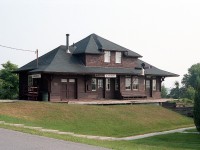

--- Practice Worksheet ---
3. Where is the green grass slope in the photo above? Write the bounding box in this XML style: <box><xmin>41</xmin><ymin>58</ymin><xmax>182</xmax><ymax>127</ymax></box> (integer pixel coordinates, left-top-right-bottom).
<box><xmin>0</xmin><ymin>101</ymin><xmax>193</xmax><ymax>137</ymax></box>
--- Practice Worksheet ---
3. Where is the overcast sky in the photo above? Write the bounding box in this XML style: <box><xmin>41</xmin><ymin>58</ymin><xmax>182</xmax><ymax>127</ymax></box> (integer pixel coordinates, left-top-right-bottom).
<box><xmin>1</xmin><ymin>0</ymin><xmax>200</xmax><ymax>88</ymax></box>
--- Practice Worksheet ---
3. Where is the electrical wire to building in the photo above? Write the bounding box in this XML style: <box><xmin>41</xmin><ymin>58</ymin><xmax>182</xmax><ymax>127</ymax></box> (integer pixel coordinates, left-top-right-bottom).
<box><xmin>0</xmin><ymin>44</ymin><xmax>35</xmax><ymax>52</ymax></box>
<box><xmin>0</xmin><ymin>44</ymin><xmax>39</xmax><ymax>67</ymax></box>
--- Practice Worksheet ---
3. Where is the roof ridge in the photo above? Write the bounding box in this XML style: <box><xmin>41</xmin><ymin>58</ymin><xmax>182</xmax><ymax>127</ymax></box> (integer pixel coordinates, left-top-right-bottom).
<box><xmin>84</xmin><ymin>35</ymin><xmax>99</xmax><ymax>53</ymax></box>
<box><xmin>91</xmin><ymin>34</ymin><xmax>102</xmax><ymax>49</ymax></box>
<box><xmin>42</xmin><ymin>46</ymin><xmax>64</xmax><ymax>72</ymax></box>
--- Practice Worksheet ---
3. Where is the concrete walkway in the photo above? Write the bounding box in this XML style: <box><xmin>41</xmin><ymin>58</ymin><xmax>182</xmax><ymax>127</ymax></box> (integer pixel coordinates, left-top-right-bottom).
<box><xmin>0</xmin><ymin>99</ymin><xmax>172</xmax><ymax>105</ymax></box>
<box><xmin>67</xmin><ymin>99</ymin><xmax>171</xmax><ymax>105</ymax></box>
<box><xmin>0</xmin><ymin>120</ymin><xmax>195</xmax><ymax>141</ymax></box>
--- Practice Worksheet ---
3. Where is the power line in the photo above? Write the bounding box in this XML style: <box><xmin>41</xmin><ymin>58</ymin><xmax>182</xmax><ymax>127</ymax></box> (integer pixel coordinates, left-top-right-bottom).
<box><xmin>0</xmin><ymin>44</ymin><xmax>35</xmax><ymax>52</ymax></box>
<box><xmin>0</xmin><ymin>44</ymin><xmax>39</xmax><ymax>68</ymax></box>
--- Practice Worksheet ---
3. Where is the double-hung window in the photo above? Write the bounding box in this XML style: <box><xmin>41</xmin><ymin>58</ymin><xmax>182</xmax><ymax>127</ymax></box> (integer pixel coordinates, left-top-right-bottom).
<box><xmin>115</xmin><ymin>52</ymin><xmax>121</xmax><ymax>63</ymax></box>
<box><xmin>106</xmin><ymin>78</ymin><xmax>110</xmax><ymax>91</ymax></box>
<box><xmin>132</xmin><ymin>77</ymin><xmax>139</xmax><ymax>90</ymax></box>
<box><xmin>91</xmin><ymin>78</ymin><xmax>97</xmax><ymax>91</ymax></box>
<box><xmin>28</xmin><ymin>75</ymin><xmax>33</xmax><ymax>91</ymax></box>
<box><xmin>104</xmin><ymin>51</ymin><xmax>110</xmax><ymax>63</ymax></box>
<box><xmin>125</xmin><ymin>77</ymin><xmax>131</xmax><ymax>90</ymax></box>
<box><xmin>115</xmin><ymin>78</ymin><xmax>119</xmax><ymax>91</ymax></box>
<box><xmin>152</xmin><ymin>79</ymin><xmax>157</xmax><ymax>91</ymax></box>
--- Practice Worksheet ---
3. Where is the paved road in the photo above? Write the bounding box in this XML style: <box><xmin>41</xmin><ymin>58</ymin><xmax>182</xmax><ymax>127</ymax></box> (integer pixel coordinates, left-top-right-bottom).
<box><xmin>0</xmin><ymin>128</ymin><xmax>109</xmax><ymax>150</ymax></box>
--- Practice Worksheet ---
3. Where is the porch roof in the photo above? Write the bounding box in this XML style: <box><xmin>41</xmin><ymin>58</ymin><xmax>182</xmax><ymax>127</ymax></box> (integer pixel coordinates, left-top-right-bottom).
<box><xmin>136</xmin><ymin>59</ymin><xmax>179</xmax><ymax>77</ymax></box>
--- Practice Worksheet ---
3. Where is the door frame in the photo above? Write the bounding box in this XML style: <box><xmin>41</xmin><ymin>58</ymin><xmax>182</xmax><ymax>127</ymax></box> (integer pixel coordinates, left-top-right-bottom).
<box><xmin>145</xmin><ymin>79</ymin><xmax>152</xmax><ymax>97</ymax></box>
<box><xmin>60</xmin><ymin>78</ymin><xmax>77</xmax><ymax>100</ymax></box>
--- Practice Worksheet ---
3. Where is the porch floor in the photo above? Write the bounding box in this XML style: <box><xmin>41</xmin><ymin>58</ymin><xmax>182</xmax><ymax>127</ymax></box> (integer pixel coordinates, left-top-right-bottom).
<box><xmin>58</xmin><ymin>99</ymin><xmax>172</xmax><ymax>105</ymax></box>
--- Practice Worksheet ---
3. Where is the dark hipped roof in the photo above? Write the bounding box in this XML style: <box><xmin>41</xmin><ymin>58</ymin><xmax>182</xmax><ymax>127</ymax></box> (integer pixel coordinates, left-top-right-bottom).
<box><xmin>72</xmin><ymin>33</ymin><xmax>142</xmax><ymax>57</ymax></box>
<box><xmin>16</xmin><ymin>45</ymin><xmax>141</xmax><ymax>75</ymax></box>
<box><xmin>16</xmin><ymin>33</ymin><xmax>178</xmax><ymax>77</ymax></box>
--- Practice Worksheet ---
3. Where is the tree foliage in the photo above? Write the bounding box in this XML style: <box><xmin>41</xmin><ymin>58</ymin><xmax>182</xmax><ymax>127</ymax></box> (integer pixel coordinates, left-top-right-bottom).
<box><xmin>161</xmin><ymin>84</ymin><xmax>167</xmax><ymax>98</ymax></box>
<box><xmin>193</xmin><ymin>77</ymin><xmax>200</xmax><ymax>132</ymax></box>
<box><xmin>0</xmin><ymin>61</ymin><xmax>19</xmax><ymax>99</ymax></box>
<box><xmin>184</xmin><ymin>86</ymin><xmax>195</xmax><ymax>101</ymax></box>
<box><xmin>169</xmin><ymin>81</ymin><xmax>181</xmax><ymax>99</ymax></box>
<box><xmin>182</xmin><ymin>63</ymin><xmax>200</xmax><ymax>88</ymax></box>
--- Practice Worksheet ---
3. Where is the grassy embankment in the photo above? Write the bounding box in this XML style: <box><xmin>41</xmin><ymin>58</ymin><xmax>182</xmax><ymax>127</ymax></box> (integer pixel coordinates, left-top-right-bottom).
<box><xmin>0</xmin><ymin>101</ymin><xmax>198</xmax><ymax>150</ymax></box>
<box><xmin>0</xmin><ymin>101</ymin><xmax>193</xmax><ymax>137</ymax></box>
<box><xmin>0</xmin><ymin>124</ymin><xmax>199</xmax><ymax>150</ymax></box>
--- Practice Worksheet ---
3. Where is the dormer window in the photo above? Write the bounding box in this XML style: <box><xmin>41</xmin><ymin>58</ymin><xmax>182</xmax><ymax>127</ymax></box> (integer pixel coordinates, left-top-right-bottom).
<box><xmin>115</xmin><ymin>52</ymin><xmax>122</xmax><ymax>63</ymax></box>
<box><xmin>104</xmin><ymin>51</ymin><xmax>110</xmax><ymax>63</ymax></box>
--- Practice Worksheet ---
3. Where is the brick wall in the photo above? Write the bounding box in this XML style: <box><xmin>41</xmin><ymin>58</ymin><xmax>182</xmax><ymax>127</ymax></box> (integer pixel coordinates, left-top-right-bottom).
<box><xmin>119</xmin><ymin>75</ymin><xmax>146</xmax><ymax>95</ymax></box>
<box><xmin>85</xmin><ymin>52</ymin><xmax>137</xmax><ymax>68</ymax></box>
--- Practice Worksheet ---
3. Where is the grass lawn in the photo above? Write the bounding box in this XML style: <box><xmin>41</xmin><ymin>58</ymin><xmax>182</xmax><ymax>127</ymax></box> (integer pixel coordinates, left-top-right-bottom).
<box><xmin>0</xmin><ymin>101</ymin><xmax>193</xmax><ymax>137</ymax></box>
<box><xmin>0</xmin><ymin>124</ymin><xmax>199</xmax><ymax>150</ymax></box>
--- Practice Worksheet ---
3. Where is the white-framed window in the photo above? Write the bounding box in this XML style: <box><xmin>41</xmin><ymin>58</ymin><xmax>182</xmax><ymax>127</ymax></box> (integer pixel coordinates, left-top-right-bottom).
<box><xmin>104</xmin><ymin>51</ymin><xmax>110</xmax><ymax>63</ymax></box>
<box><xmin>153</xmin><ymin>79</ymin><xmax>157</xmax><ymax>91</ymax></box>
<box><xmin>91</xmin><ymin>78</ymin><xmax>97</xmax><ymax>91</ymax></box>
<box><xmin>125</xmin><ymin>77</ymin><xmax>131</xmax><ymax>90</ymax></box>
<box><xmin>106</xmin><ymin>78</ymin><xmax>110</xmax><ymax>91</ymax></box>
<box><xmin>132</xmin><ymin>77</ymin><xmax>139</xmax><ymax>90</ymax></box>
<box><xmin>115</xmin><ymin>78</ymin><xmax>119</xmax><ymax>91</ymax></box>
<box><xmin>115</xmin><ymin>52</ymin><xmax>122</xmax><ymax>63</ymax></box>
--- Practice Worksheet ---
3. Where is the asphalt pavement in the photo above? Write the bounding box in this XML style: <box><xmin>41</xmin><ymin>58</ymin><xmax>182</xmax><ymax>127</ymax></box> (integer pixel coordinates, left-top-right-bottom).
<box><xmin>0</xmin><ymin>128</ymin><xmax>110</xmax><ymax>150</ymax></box>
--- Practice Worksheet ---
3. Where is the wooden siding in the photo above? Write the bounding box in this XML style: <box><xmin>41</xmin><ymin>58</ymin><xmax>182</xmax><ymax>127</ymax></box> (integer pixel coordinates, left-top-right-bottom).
<box><xmin>19</xmin><ymin>72</ymin><xmax>28</xmax><ymax>100</ymax></box>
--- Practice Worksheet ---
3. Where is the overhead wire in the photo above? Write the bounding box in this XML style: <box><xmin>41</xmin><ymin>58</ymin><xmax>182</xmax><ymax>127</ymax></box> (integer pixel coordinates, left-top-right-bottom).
<box><xmin>0</xmin><ymin>44</ymin><xmax>35</xmax><ymax>52</ymax></box>
<box><xmin>0</xmin><ymin>44</ymin><xmax>39</xmax><ymax>67</ymax></box>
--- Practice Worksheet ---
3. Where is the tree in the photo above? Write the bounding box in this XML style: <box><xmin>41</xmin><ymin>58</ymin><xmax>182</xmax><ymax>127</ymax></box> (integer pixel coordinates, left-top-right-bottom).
<box><xmin>184</xmin><ymin>86</ymin><xmax>195</xmax><ymax>101</ymax></box>
<box><xmin>169</xmin><ymin>81</ymin><xmax>181</xmax><ymax>99</ymax></box>
<box><xmin>0</xmin><ymin>61</ymin><xmax>19</xmax><ymax>99</ymax></box>
<box><xmin>193</xmin><ymin>77</ymin><xmax>200</xmax><ymax>132</ymax></box>
<box><xmin>182</xmin><ymin>63</ymin><xmax>200</xmax><ymax>89</ymax></box>
<box><xmin>161</xmin><ymin>84</ymin><xmax>168</xmax><ymax>98</ymax></box>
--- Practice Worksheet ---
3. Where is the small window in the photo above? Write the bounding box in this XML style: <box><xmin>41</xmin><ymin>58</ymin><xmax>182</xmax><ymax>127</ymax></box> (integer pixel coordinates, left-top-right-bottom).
<box><xmin>125</xmin><ymin>77</ymin><xmax>131</xmax><ymax>90</ymax></box>
<box><xmin>91</xmin><ymin>78</ymin><xmax>97</xmax><ymax>91</ymax></box>
<box><xmin>69</xmin><ymin>79</ymin><xmax>75</xmax><ymax>82</ymax></box>
<box><xmin>146</xmin><ymin>80</ymin><xmax>150</xmax><ymax>89</ymax></box>
<box><xmin>61</xmin><ymin>79</ymin><xmax>67</xmax><ymax>82</ymax></box>
<box><xmin>98</xmin><ymin>79</ymin><xmax>103</xmax><ymax>88</ymax></box>
<box><xmin>104</xmin><ymin>51</ymin><xmax>110</xmax><ymax>63</ymax></box>
<box><xmin>28</xmin><ymin>75</ymin><xmax>33</xmax><ymax>90</ymax></box>
<box><xmin>106</xmin><ymin>78</ymin><xmax>110</xmax><ymax>91</ymax></box>
<box><xmin>115</xmin><ymin>52</ymin><xmax>122</xmax><ymax>63</ymax></box>
<box><xmin>132</xmin><ymin>77</ymin><xmax>139</xmax><ymax>90</ymax></box>
<box><xmin>115</xmin><ymin>78</ymin><xmax>119</xmax><ymax>91</ymax></box>
<box><xmin>153</xmin><ymin>79</ymin><xmax>157</xmax><ymax>91</ymax></box>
